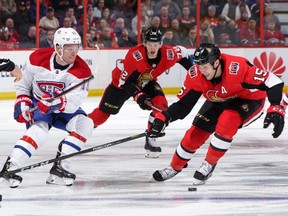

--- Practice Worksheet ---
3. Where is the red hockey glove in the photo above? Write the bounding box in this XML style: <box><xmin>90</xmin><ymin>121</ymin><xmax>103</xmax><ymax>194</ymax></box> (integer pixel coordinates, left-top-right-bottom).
<box><xmin>263</xmin><ymin>105</ymin><xmax>285</xmax><ymax>138</ymax></box>
<box><xmin>14</xmin><ymin>95</ymin><xmax>34</xmax><ymax>124</ymax></box>
<box><xmin>133</xmin><ymin>92</ymin><xmax>152</xmax><ymax>110</ymax></box>
<box><xmin>148</xmin><ymin>111</ymin><xmax>170</xmax><ymax>138</ymax></box>
<box><xmin>37</xmin><ymin>90</ymin><xmax>67</xmax><ymax>114</ymax></box>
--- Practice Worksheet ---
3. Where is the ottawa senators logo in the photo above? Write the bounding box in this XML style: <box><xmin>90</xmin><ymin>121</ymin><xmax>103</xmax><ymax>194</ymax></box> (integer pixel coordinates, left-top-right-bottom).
<box><xmin>166</xmin><ymin>49</ymin><xmax>174</xmax><ymax>60</ymax></box>
<box><xmin>188</xmin><ymin>65</ymin><xmax>197</xmax><ymax>78</ymax></box>
<box><xmin>206</xmin><ymin>90</ymin><xmax>237</xmax><ymax>102</ymax></box>
<box><xmin>37</xmin><ymin>81</ymin><xmax>65</xmax><ymax>95</ymax></box>
<box><xmin>229</xmin><ymin>62</ymin><xmax>239</xmax><ymax>74</ymax></box>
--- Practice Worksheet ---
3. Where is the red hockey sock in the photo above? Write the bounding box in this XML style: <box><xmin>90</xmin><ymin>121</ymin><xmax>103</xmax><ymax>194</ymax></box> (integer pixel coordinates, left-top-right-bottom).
<box><xmin>88</xmin><ymin>108</ymin><xmax>110</xmax><ymax>128</ymax></box>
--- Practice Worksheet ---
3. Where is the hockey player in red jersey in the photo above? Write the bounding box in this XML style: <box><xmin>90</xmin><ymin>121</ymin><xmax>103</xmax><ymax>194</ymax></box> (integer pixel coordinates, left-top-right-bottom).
<box><xmin>0</xmin><ymin>58</ymin><xmax>22</xmax><ymax>81</ymax></box>
<box><xmin>0</xmin><ymin>28</ymin><xmax>94</xmax><ymax>188</ymax></box>
<box><xmin>149</xmin><ymin>43</ymin><xmax>285</xmax><ymax>185</ymax></box>
<box><xmin>88</xmin><ymin>27</ymin><xmax>194</xmax><ymax>158</ymax></box>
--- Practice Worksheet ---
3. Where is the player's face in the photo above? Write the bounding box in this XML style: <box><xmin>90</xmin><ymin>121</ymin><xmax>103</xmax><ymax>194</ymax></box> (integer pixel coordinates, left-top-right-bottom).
<box><xmin>62</xmin><ymin>44</ymin><xmax>80</xmax><ymax>64</ymax></box>
<box><xmin>145</xmin><ymin>41</ymin><xmax>162</xmax><ymax>59</ymax></box>
<box><xmin>198</xmin><ymin>63</ymin><xmax>215</xmax><ymax>80</ymax></box>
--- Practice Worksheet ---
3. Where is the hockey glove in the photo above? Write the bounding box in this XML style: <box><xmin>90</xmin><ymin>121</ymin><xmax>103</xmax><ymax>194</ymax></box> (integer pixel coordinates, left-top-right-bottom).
<box><xmin>148</xmin><ymin>111</ymin><xmax>171</xmax><ymax>138</ymax></box>
<box><xmin>133</xmin><ymin>92</ymin><xmax>152</xmax><ymax>110</ymax></box>
<box><xmin>37</xmin><ymin>90</ymin><xmax>67</xmax><ymax>114</ymax></box>
<box><xmin>263</xmin><ymin>105</ymin><xmax>285</xmax><ymax>138</ymax></box>
<box><xmin>14</xmin><ymin>95</ymin><xmax>34</xmax><ymax>124</ymax></box>
<box><xmin>0</xmin><ymin>58</ymin><xmax>15</xmax><ymax>72</ymax></box>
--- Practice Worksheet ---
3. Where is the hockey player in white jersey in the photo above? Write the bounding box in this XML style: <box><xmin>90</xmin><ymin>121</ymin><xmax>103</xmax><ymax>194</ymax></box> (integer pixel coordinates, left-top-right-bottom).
<box><xmin>0</xmin><ymin>27</ymin><xmax>94</xmax><ymax>188</ymax></box>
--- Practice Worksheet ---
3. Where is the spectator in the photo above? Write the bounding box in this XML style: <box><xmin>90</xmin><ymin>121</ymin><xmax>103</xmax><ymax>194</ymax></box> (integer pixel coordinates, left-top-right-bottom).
<box><xmin>101</xmin><ymin>7</ymin><xmax>116</xmax><ymax>29</ymax></box>
<box><xmin>86</xmin><ymin>30</ymin><xmax>97</xmax><ymax>48</ymax></box>
<box><xmin>213</xmin><ymin>14</ymin><xmax>239</xmax><ymax>46</ymax></box>
<box><xmin>264</xmin><ymin>5</ymin><xmax>281</xmax><ymax>30</ymax></box>
<box><xmin>238</xmin><ymin>16</ymin><xmax>260</xmax><ymax>46</ymax></box>
<box><xmin>141</xmin><ymin>0</ymin><xmax>155</xmax><ymax>18</ymax></box>
<box><xmin>0</xmin><ymin>26</ymin><xmax>18</xmax><ymax>49</ymax></box>
<box><xmin>19</xmin><ymin>25</ymin><xmax>36</xmax><ymax>48</ymax></box>
<box><xmin>93</xmin><ymin>0</ymin><xmax>105</xmax><ymax>19</ymax></box>
<box><xmin>39</xmin><ymin>7</ymin><xmax>60</xmax><ymax>33</ymax></box>
<box><xmin>28</xmin><ymin>0</ymin><xmax>47</xmax><ymax>24</ymax></box>
<box><xmin>158</xmin><ymin>6</ymin><xmax>172</xmax><ymax>33</ymax></box>
<box><xmin>62</xmin><ymin>17</ymin><xmax>72</xmax><ymax>28</ymax></box>
<box><xmin>154</xmin><ymin>0</ymin><xmax>181</xmax><ymax>20</ymax></box>
<box><xmin>97</xmin><ymin>26</ymin><xmax>119</xmax><ymax>48</ymax></box>
<box><xmin>200</xmin><ymin>19</ymin><xmax>215</xmax><ymax>44</ymax></box>
<box><xmin>150</xmin><ymin>15</ymin><xmax>161</xmax><ymax>30</ymax></box>
<box><xmin>162</xmin><ymin>29</ymin><xmax>178</xmax><ymax>45</ymax></box>
<box><xmin>200</xmin><ymin>0</ymin><xmax>212</xmax><ymax>19</ymax></box>
<box><xmin>264</xmin><ymin>20</ymin><xmax>286</xmax><ymax>46</ymax></box>
<box><xmin>117</xmin><ymin>27</ymin><xmax>137</xmax><ymax>47</ymax></box>
<box><xmin>221</xmin><ymin>0</ymin><xmax>251</xmax><ymax>22</ymax></box>
<box><xmin>131</xmin><ymin>5</ymin><xmax>151</xmax><ymax>36</ymax></box>
<box><xmin>202</xmin><ymin>5</ymin><xmax>218</xmax><ymax>29</ymax></box>
<box><xmin>59</xmin><ymin>7</ymin><xmax>78</xmax><ymax>30</ymax></box>
<box><xmin>0</xmin><ymin>0</ymin><xmax>17</xmax><ymax>21</ymax></box>
<box><xmin>50</xmin><ymin>0</ymin><xmax>75</xmax><ymax>17</ymax></box>
<box><xmin>170</xmin><ymin>18</ymin><xmax>186</xmax><ymax>43</ymax></box>
<box><xmin>97</xmin><ymin>18</ymin><xmax>109</xmax><ymax>35</ymax></box>
<box><xmin>181</xmin><ymin>27</ymin><xmax>197</xmax><ymax>47</ymax></box>
<box><xmin>235</xmin><ymin>11</ymin><xmax>249</xmax><ymax>32</ymax></box>
<box><xmin>82</xmin><ymin>4</ymin><xmax>98</xmax><ymax>31</ymax></box>
<box><xmin>13</xmin><ymin>1</ymin><xmax>30</xmax><ymax>38</ymax></box>
<box><xmin>110</xmin><ymin>0</ymin><xmax>135</xmax><ymax>29</ymax></box>
<box><xmin>178</xmin><ymin>6</ymin><xmax>196</xmax><ymax>33</ymax></box>
<box><xmin>5</xmin><ymin>17</ymin><xmax>20</xmax><ymax>43</ymax></box>
<box><xmin>250</xmin><ymin>0</ymin><xmax>269</xmax><ymax>26</ymax></box>
<box><xmin>40</xmin><ymin>29</ymin><xmax>54</xmax><ymax>47</ymax></box>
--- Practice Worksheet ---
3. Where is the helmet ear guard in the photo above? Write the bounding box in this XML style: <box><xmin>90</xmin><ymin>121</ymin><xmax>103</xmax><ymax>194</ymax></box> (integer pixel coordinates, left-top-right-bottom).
<box><xmin>194</xmin><ymin>43</ymin><xmax>221</xmax><ymax>65</ymax></box>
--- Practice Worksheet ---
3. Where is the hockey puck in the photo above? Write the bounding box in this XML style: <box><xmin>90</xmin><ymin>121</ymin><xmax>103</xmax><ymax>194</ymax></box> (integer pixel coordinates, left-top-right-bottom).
<box><xmin>188</xmin><ymin>187</ymin><xmax>197</xmax><ymax>192</ymax></box>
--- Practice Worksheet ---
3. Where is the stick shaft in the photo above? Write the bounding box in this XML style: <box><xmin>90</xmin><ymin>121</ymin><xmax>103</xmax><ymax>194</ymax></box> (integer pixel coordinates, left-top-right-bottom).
<box><xmin>1</xmin><ymin>132</ymin><xmax>146</xmax><ymax>176</ymax></box>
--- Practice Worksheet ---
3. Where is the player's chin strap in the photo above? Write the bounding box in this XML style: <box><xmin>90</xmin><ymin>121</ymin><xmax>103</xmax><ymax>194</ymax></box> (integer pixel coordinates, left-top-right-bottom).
<box><xmin>0</xmin><ymin>132</ymin><xmax>146</xmax><ymax>177</ymax></box>
<box><xmin>56</xmin><ymin>47</ymin><xmax>69</xmax><ymax>65</ymax></box>
<box><xmin>211</xmin><ymin>59</ymin><xmax>221</xmax><ymax>80</ymax></box>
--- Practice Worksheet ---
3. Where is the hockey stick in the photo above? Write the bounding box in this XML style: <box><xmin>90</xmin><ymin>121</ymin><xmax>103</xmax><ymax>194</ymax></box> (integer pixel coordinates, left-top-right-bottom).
<box><xmin>0</xmin><ymin>132</ymin><xmax>146</xmax><ymax>176</ymax></box>
<box><xmin>29</xmin><ymin>75</ymin><xmax>94</xmax><ymax>112</ymax></box>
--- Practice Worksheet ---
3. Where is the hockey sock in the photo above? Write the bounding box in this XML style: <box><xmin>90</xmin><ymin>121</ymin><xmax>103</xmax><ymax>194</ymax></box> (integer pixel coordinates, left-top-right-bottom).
<box><xmin>88</xmin><ymin>108</ymin><xmax>110</xmax><ymax>127</ymax></box>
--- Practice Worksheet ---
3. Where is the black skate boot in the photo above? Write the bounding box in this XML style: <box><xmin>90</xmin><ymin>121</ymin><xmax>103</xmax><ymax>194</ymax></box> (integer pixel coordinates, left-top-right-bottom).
<box><xmin>193</xmin><ymin>160</ymin><xmax>216</xmax><ymax>185</ymax></box>
<box><xmin>152</xmin><ymin>166</ymin><xmax>180</xmax><ymax>182</ymax></box>
<box><xmin>144</xmin><ymin>134</ymin><xmax>161</xmax><ymax>158</ymax></box>
<box><xmin>46</xmin><ymin>142</ymin><xmax>76</xmax><ymax>186</ymax></box>
<box><xmin>0</xmin><ymin>157</ymin><xmax>23</xmax><ymax>188</ymax></box>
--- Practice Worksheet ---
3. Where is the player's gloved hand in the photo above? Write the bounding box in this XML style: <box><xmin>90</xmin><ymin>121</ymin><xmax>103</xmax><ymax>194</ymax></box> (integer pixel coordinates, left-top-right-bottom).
<box><xmin>37</xmin><ymin>90</ymin><xmax>67</xmax><ymax>114</ymax></box>
<box><xmin>14</xmin><ymin>95</ymin><xmax>34</xmax><ymax>124</ymax></box>
<box><xmin>0</xmin><ymin>58</ymin><xmax>15</xmax><ymax>72</ymax></box>
<box><xmin>133</xmin><ymin>92</ymin><xmax>152</xmax><ymax>110</ymax></box>
<box><xmin>263</xmin><ymin>105</ymin><xmax>285</xmax><ymax>138</ymax></box>
<box><xmin>148</xmin><ymin>111</ymin><xmax>171</xmax><ymax>138</ymax></box>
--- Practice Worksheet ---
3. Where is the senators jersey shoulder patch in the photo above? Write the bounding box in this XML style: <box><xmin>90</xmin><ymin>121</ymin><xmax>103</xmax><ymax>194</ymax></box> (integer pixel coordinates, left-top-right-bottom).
<box><xmin>229</xmin><ymin>62</ymin><xmax>239</xmax><ymax>75</ymax></box>
<box><xmin>166</xmin><ymin>49</ymin><xmax>174</xmax><ymax>60</ymax></box>
<box><xmin>132</xmin><ymin>50</ymin><xmax>143</xmax><ymax>61</ymax></box>
<box><xmin>188</xmin><ymin>65</ymin><xmax>197</xmax><ymax>78</ymax></box>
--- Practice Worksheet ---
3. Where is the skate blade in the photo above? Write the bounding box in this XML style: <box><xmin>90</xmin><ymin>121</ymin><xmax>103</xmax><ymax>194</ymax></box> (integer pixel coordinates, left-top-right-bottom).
<box><xmin>46</xmin><ymin>174</ymin><xmax>74</xmax><ymax>186</ymax></box>
<box><xmin>9</xmin><ymin>179</ymin><xmax>21</xmax><ymax>188</ymax></box>
<box><xmin>145</xmin><ymin>150</ymin><xmax>160</xmax><ymax>158</ymax></box>
<box><xmin>192</xmin><ymin>179</ymin><xmax>207</xmax><ymax>186</ymax></box>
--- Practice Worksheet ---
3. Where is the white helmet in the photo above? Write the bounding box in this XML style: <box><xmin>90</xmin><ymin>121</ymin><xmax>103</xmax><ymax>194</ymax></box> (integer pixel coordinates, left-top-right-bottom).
<box><xmin>53</xmin><ymin>27</ymin><xmax>81</xmax><ymax>49</ymax></box>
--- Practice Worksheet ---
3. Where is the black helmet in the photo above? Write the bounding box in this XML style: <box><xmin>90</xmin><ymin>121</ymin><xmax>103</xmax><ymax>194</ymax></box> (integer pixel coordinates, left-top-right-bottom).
<box><xmin>194</xmin><ymin>43</ymin><xmax>221</xmax><ymax>65</ymax></box>
<box><xmin>144</xmin><ymin>27</ymin><xmax>164</xmax><ymax>42</ymax></box>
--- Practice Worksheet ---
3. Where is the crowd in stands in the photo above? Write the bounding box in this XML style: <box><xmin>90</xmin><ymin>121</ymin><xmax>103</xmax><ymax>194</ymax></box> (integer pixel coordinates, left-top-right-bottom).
<box><xmin>0</xmin><ymin>0</ymin><xmax>287</xmax><ymax>49</ymax></box>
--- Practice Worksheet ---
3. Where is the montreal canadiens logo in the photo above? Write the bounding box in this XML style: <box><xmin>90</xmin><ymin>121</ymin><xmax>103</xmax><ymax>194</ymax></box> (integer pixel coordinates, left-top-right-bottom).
<box><xmin>37</xmin><ymin>81</ymin><xmax>65</xmax><ymax>94</ymax></box>
<box><xmin>253</xmin><ymin>52</ymin><xmax>285</xmax><ymax>78</ymax></box>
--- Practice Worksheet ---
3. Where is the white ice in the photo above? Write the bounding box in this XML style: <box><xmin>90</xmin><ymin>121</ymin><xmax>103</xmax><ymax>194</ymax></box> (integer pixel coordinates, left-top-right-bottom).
<box><xmin>0</xmin><ymin>96</ymin><xmax>288</xmax><ymax>216</ymax></box>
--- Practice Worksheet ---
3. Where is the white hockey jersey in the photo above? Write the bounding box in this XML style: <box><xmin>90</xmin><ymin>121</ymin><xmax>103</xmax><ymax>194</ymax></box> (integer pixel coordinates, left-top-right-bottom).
<box><xmin>15</xmin><ymin>48</ymin><xmax>92</xmax><ymax>113</ymax></box>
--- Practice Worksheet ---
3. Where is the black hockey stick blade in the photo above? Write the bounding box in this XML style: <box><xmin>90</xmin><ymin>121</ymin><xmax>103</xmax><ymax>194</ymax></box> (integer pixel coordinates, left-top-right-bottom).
<box><xmin>29</xmin><ymin>75</ymin><xmax>94</xmax><ymax>113</ymax></box>
<box><xmin>0</xmin><ymin>132</ymin><xmax>146</xmax><ymax>176</ymax></box>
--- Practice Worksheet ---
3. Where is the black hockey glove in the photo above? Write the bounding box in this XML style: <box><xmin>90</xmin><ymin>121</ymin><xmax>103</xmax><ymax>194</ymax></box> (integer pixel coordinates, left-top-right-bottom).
<box><xmin>0</xmin><ymin>58</ymin><xmax>15</xmax><ymax>72</ymax></box>
<box><xmin>148</xmin><ymin>111</ymin><xmax>171</xmax><ymax>138</ymax></box>
<box><xmin>133</xmin><ymin>92</ymin><xmax>152</xmax><ymax>110</ymax></box>
<box><xmin>263</xmin><ymin>105</ymin><xmax>285</xmax><ymax>138</ymax></box>
<box><xmin>122</xmin><ymin>71</ymin><xmax>140</xmax><ymax>96</ymax></box>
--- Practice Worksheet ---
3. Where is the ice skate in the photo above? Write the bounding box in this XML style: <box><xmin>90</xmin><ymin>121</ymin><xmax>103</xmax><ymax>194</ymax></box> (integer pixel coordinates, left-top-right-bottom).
<box><xmin>0</xmin><ymin>157</ymin><xmax>23</xmax><ymax>188</ymax></box>
<box><xmin>152</xmin><ymin>166</ymin><xmax>180</xmax><ymax>182</ymax></box>
<box><xmin>144</xmin><ymin>135</ymin><xmax>161</xmax><ymax>158</ymax></box>
<box><xmin>192</xmin><ymin>160</ymin><xmax>216</xmax><ymax>185</ymax></box>
<box><xmin>46</xmin><ymin>160</ymin><xmax>76</xmax><ymax>186</ymax></box>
